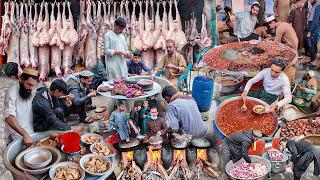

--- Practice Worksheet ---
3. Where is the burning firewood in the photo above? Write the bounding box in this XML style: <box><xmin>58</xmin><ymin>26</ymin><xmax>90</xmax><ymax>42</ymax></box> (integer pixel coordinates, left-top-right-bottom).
<box><xmin>203</xmin><ymin>160</ymin><xmax>218</xmax><ymax>169</ymax></box>
<box><xmin>203</xmin><ymin>166</ymin><xmax>219</xmax><ymax>178</ymax></box>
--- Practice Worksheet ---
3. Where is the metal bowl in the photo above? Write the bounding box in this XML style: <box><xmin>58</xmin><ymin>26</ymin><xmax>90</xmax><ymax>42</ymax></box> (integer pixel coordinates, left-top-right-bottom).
<box><xmin>214</xmin><ymin>73</ymin><xmax>244</xmax><ymax>94</ymax></box>
<box><xmin>79</xmin><ymin>154</ymin><xmax>113</xmax><ymax>176</ymax></box>
<box><xmin>49</xmin><ymin>162</ymin><xmax>85</xmax><ymax>180</ymax></box>
<box><xmin>23</xmin><ymin>147</ymin><xmax>52</xmax><ymax>169</ymax></box>
<box><xmin>263</xmin><ymin>152</ymin><xmax>288</xmax><ymax>174</ymax></box>
<box><xmin>15</xmin><ymin>146</ymin><xmax>61</xmax><ymax>175</ymax></box>
<box><xmin>90</xmin><ymin>142</ymin><xmax>116</xmax><ymax>158</ymax></box>
<box><xmin>225</xmin><ymin>155</ymin><xmax>271</xmax><ymax>180</ymax></box>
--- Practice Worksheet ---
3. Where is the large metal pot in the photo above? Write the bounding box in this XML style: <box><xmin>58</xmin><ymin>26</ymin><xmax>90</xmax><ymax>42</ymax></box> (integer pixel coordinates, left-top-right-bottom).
<box><xmin>214</xmin><ymin>96</ymin><xmax>278</xmax><ymax>141</ymax></box>
<box><xmin>225</xmin><ymin>155</ymin><xmax>271</xmax><ymax>180</ymax></box>
<box><xmin>214</xmin><ymin>73</ymin><xmax>244</xmax><ymax>94</ymax></box>
<box><xmin>262</xmin><ymin>153</ymin><xmax>288</xmax><ymax>174</ymax></box>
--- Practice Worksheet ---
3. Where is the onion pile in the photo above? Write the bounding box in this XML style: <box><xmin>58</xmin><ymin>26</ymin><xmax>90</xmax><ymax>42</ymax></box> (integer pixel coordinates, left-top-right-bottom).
<box><xmin>267</xmin><ymin>149</ymin><xmax>284</xmax><ymax>161</ymax></box>
<box><xmin>230</xmin><ymin>162</ymin><xmax>267</xmax><ymax>179</ymax></box>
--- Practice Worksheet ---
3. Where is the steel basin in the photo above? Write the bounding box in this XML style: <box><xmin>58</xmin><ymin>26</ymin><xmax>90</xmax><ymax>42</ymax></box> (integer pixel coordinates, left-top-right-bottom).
<box><xmin>226</xmin><ymin>155</ymin><xmax>271</xmax><ymax>180</ymax></box>
<box><xmin>3</xmin><ymin>132</ymin><xmax>63</xmax><ymax>180</ymax></box>
<box><xmin>262</xmin><ymin>152</ymin><xmax>288</xmax><ymax>174</ymax></box>
<box><xmin>215</xmin><ymin>73</ymin><xmax>244</xmax><ymax>94</ymax></box>
<box><xmin>214</xmin><ymin>96</ymin><xmax>278</xmax><ymax>140</ymax></box>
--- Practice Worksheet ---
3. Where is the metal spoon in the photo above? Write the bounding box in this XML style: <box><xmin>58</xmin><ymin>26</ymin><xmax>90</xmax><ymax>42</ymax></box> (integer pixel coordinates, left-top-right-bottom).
<box><xmin>241</xmin><ymin>97</ymin><xmax>247</xmax><ymax>112</ymax></box>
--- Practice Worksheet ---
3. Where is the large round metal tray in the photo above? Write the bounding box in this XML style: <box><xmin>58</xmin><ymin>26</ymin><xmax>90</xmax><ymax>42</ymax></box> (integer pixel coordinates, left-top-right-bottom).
<box><xmin>215</xmin><ymin>96</ymin><xmax>278</xmax><ymax>140</ymax></box>
<box><xmin>15</xmin><ymin>146</ymin><xmax>61</xmax><ymax>175</ymax></box>
<box><xmin>225</xmin><ymin>155</ymin><xmax>271</xmax><ymax>180</ymax></box>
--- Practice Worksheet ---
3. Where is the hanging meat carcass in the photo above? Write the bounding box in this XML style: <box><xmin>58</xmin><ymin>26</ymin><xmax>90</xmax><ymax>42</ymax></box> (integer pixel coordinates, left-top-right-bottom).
<box><xmin>31</xmin><ymin>2</ymin><xmax>50</xmax><ymax>81</ymax></box>
<box><xmin>124</xmin><ymin>0</ymin><xmax>131</xmax><ymax>48</ymax></box>
<box><xmin>61</xmin><ymin>1</ymin><xmax>78</xmax><ymax>75</ymax></box>
<box><xmin>28</xmin><ymin>3</ymin><xmax>39</xmax><ymax>68</ymax></box>
<box><xmin>110</xmin><ymin>1</ymin><xmax>117</xmax><ymax>29</ymax></box>
<box><xmin>105</xmin><ymin>0</ymin><xmax>112</xmax><ymax>31</ymax></box>
<box><xmin>96</xmin><ymin>1</ymin><xmax>104</xmax><ymax>61</ymax></box>
<box><xmin>84</xmin><ymin>0</ymin><xmax>98</xmax><ymax>69</ymax></box>
<box><xmin>130</xmin><ymin>2</ymin><xmax>144</xmax><ymax>51</ymax></box>
<box><xmin>49</xmin><ymin>2</ymin><xmax>64</xmax><ymax>77</ymax></box>
<box><xmin>7</xmin><ymin>2</ymin><xmax>20</xmax><ymax>67</ymax></box>
<box><xmin>167</xmin><ymin>0</ymin><xmax>187</xmax><ymax>51</ymax></box>
<box><xmin>19</xmin><ymin>3</ymin><xmax>30</xmax><ymax>68</ymax></box>
<box><xmin>199</xmin><ymin>13</ymin><xmax>211</xmax><ymax>50</ymax></box>
<box><xmin>154</xmin><ymin>1</ymin><xmax>168</xmax><ymax>65</ymax></box>
<box><xmin>132</xmin><ymin>25</ymin><xmax>145</xmax><ymax>52</ymax></box>
<box><xmin>0</xmin><ymin>2</ymin><xmax>12</xmax><ymax>56</ymax></box>
<box><xmin>142</xmin><ymin>0</ymin><xmax>156</xmax><ymax>69</ymax></box>
<box><xmin>188</xmin><ymin>15</ymin><xmax>199</xmax><ymax>44</ymax></box>
<box><xmin>138</xmin><ymin>1</ymin><xmax>144</xmax><ymax>36</ymax></box>
<box><xmin>77</xmin><ymin>0</ymin><xmax>88</xmax><ymax>64</ymax></box>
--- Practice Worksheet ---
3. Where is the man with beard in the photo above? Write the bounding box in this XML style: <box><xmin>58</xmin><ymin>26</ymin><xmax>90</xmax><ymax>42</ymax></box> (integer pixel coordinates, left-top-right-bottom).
<box><xmin>32</xmin><ymin>79</ymin><xmax>73</xmax><ymax>132</ymax></box>
<box><xmin>242</xmin><ymin>58</ymin><xmax>292</xmax><ymax>111</ymax></box>
<box><xmin>265</xmin><ymin>15</ymin><xmax>299</xmax><ymax>81</ymax></box>
<box><xmin>293</xmin><ymin>70</ymin><xmax>318</xmax><ymax>103</ymax></box>
<box><xmin>66</xmin><ymin>70</ymin><xmax>97</xmax><ymax>122</ymax></box>
<box><xmin>151</xmin><ymin>39</ymin><xmax>186</xmax><ymax>88</ymax></box>
<box><xmin>3</xmin><ymin>68</ymin><xmax>38</xmax><ymax>145</ymax></box>
<box><xmin>229</xmin><ymin>2</ymin><xmax>261</xmax><ymax>41</ymax></box>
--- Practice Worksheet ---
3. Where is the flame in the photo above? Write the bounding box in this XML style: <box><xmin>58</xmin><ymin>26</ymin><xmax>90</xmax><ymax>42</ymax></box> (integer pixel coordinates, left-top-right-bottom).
<box><xmin>175</xmin><ymin>150</ymin><xmax>184</xmax><ymax>160</ymax></box>
<box><xmin>125</xmin><ymin>151</ymin><xmax>134</xmax><ymax>161</ymax></box>
<box><xmin>148</xmin><ymin>147</ymin><xmax>161</xmax><ymax>162</ymax></box>
<box><xmin>197</xmin><ymin>149</ymin><xmax>208</xmax><ymax>161</ymax></box>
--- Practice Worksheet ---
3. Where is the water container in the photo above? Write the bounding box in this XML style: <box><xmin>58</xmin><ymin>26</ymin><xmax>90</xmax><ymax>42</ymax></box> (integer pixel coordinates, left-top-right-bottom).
<box><xmin>192</xmin><ymin>76</ymin><xmax>214</xmax><ymax>112</ymax></box>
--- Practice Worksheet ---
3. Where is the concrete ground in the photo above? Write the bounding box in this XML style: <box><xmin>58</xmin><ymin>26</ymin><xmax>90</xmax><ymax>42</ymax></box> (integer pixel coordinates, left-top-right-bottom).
<box><xmin>0</xmin><ymin>56</ymin><xmax>319</xmax><ymax>179</ymax></box>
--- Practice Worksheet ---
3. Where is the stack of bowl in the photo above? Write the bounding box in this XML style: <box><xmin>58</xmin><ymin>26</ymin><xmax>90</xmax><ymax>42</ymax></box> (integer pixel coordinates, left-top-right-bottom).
<box><xmin>15</xmin><ymin>146</ymin><xmax>61</xmax><ymax>175</ymax></box>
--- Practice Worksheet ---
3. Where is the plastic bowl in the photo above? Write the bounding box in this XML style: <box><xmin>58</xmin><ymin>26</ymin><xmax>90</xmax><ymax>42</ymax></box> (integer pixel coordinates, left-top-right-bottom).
<box><xmin>23</xmin><ymin>148</ymin><xmax>52</xmax><ymax>169</ymax></box>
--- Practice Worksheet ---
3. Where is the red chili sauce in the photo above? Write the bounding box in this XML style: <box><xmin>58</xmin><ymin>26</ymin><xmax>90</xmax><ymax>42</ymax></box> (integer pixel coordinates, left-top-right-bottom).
<box><xmin>216</xmin><ymin>99</ymin><xmax>277</xmax><ymax>136</ymax></box>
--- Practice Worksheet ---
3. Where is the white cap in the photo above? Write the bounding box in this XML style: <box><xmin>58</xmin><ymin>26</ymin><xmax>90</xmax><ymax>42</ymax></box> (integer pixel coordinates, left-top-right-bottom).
<box><xmin>252</xmin><ymin>1</ymin><xmax>260</xmax><ymax>6</ymax></box>
<box><xmin>266</xmin><ymin>15</ymin><xmax>276</xmax><ymax>23</ymax></box>
<box><xmin>308</xmin><ymin>70</ymin><xmax>315</xmax><ymax>77</ymax></box>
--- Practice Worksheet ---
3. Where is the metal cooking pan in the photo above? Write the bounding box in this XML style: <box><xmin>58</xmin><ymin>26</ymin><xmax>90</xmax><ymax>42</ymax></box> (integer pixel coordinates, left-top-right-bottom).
<box><xmin>215</xmin><ymin>96</ymin><xmax>278</xmax><ymax>141</ymax></box>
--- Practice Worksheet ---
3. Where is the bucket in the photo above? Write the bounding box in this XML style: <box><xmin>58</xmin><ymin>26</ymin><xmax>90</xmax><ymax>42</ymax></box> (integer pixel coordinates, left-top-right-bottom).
<box><xmin>248</xmin><ymin>139</ymin><xmax>265</xmax><ymax>156</ymax></box>
<box><xmin>58</xmin><ymin>132</ymin><xmax>81</xmax><ymax>153</ymax></box>
<box><xmin>263</xmin><ymin>153</ymin><xmax>288</xmax><ymax>174</ymax></box>
<box><xmin>192</xmin><ymin>76</ymin><xmax>214</xmax><ymax>112</ymax></box>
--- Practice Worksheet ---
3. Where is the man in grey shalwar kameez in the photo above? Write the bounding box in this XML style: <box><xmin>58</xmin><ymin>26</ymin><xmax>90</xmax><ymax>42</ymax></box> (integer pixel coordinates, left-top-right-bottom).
<box><xmin>104</xmin><ymin>17</ymin><xmax>131</xmax><ymax>80</ymax></box>
<box><xmin>162</xmin><ymin>86</ymin><xmax>207</xmax><ymax>138</ymax></box>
